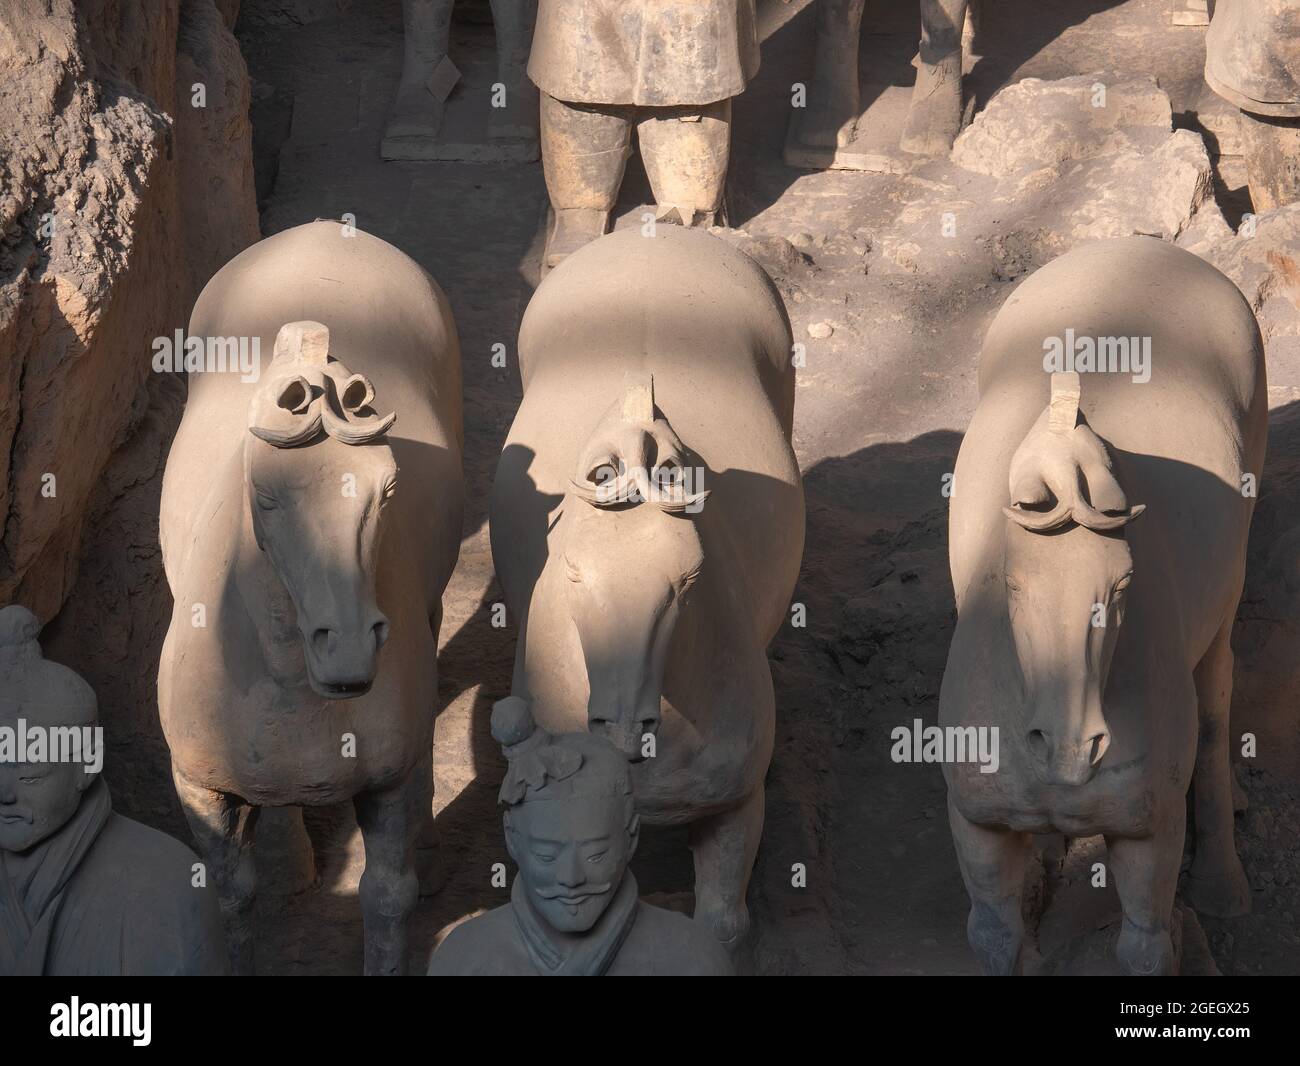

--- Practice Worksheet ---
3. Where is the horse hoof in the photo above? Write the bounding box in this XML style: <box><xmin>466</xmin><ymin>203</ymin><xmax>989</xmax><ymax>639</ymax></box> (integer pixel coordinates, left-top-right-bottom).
<box><xmin>1117</xmin><ymin>920</ymin><xmax>1176</xmax><ymax>976</ymax></box>
<box><xmin>1184</xmin><ymin>860</ymin><xmax>1252</xmax><ymax>919</ymax></box>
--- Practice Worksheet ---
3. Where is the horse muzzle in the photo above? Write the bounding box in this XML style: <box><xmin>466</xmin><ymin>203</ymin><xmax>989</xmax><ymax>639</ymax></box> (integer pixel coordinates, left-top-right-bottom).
<box><xmin>589</xmin><ymin>712</ymin><xmax>660</xmax><ymax>761</ymax></box>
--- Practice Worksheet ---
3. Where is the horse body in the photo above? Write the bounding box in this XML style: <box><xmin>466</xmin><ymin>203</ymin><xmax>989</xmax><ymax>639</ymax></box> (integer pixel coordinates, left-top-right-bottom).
<box><xmin>942</xmin><ymin>237</ymin><xmax>1265</xmax><ymax>974</ymax></box>
<box><xmin>158</xmin><ymin>220</ymin><xmax>463</xmax><ymax>974</ymax></box>
<box><xmin>489</xmin><ymin>227</ymin><xmax>804</xmax><ymax>946</ymax></box>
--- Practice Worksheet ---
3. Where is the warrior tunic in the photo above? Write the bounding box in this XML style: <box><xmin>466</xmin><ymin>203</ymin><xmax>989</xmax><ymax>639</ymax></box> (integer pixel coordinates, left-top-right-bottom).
<box><xmin>0</xmin><ymin>780</ymin><xmax>229</xmax><ymax>976</ymax></box>
<box><xmin>1205</xmin><ymin>0</ymin><xmax>1300</xmax><ymax>118</ymax></box>
<box><xmin>528</xmin><ymin>0</ymin><xmax>760</xmax><ymax>107</ymax></box>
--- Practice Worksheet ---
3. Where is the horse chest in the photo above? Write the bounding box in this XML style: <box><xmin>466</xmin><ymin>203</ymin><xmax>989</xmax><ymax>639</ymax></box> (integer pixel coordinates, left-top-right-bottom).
<box><xmin>165</xmin><ymin>635</ymin><xmax>420</xmax><ymax>801</ymax></box>
<box><xmin>949</xmin><ymin>752</ymin><xmax>1161</xmax><ymax>838</ymax></box>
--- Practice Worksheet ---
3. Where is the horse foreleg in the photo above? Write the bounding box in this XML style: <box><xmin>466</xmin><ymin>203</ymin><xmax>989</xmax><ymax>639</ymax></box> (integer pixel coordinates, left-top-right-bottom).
<box><xmin>411</xmin><ymin>743</ymin><xmax>445</xmax><ymax>897</ymax></box>
<box><xmin>172</xmin><ymin>765</ymin><xmax>260</xmax><ymax>975</ymax></box>
<box><xmin>1106</xmin><ymin>809</ymin><xmax>1185</xmax><ymax>976</ymax></box>
<box><xmin>354</xmin><ymin>767</ymin><xmax>425</xmax><ymax>975</ymax></box>
<box><xmin>1185</xmin><ymin>617</ymin><xmax>1252</xmax><ymax>918</ymax></box>
<box><xmin>900</xmin><ymin>0</ymin><xmax>969</xmax><ymax>156</ymax></box>
<box><xmin>948</xmin><ymin>799</ymin><xmax>1030</xmax><ymax>975</ymax></box>
<box><xmin>689</xmin><ymin>785</ymin><xmax>765</xmax><ymax>953</ymax></box>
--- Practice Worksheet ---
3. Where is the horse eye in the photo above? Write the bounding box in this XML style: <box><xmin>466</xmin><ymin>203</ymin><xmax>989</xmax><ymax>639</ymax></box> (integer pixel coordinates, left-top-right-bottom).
<box><xmin>256</xmin><ymin>492</ymin><xmax>277</xmax><ymax>512</ymax></box>
<box><xmin>382</xmin><ymin>480</ymin><xmax>397</xmax><ymax>501</ymax></box>
<box><xmin>564</xmin><ymin>557</ymin><xmax>582</xmax><ymax>584</ymax></box>
<box><xmin>1114</xmin><ymin>573</ymin><xmax>1133</xmax><ymax>595</ymax></box>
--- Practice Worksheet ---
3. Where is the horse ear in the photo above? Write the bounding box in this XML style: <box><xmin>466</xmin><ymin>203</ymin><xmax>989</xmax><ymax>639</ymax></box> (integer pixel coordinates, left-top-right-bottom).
<box><xmin>337</xmin><ymin>373</ymin><xmax>375</xmax><ymax>414</ymax></box>
<box><xmin>273</xmin><ymin>320</ymin><xmax>330</xmax><ymax>366</ymax></box>
<box><xmin>320</xmin><ymin>368</ymin><xmax>395</xmax><ymax>444</ymax></box>
<box><xmin>275</xmin><ymin>375</ymin><xmax>313</xmax><ymax>414</ymax></box>
<box><xmin>249</xmin><ymin>371</ymin><xmax>323</xmax><ymax>447</ymax></box>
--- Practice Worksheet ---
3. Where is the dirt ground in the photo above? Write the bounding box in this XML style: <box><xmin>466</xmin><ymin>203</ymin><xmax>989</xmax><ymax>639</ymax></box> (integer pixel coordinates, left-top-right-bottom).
<box><xmin>88</xmin><ymin>0</ymin><xmax>1300</xmax><ymax>975</ymax></box>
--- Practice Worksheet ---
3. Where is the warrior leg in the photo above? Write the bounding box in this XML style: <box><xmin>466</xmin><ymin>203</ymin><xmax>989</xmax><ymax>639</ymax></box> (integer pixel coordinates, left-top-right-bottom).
<box><xmin>638</xmin><ymin>98</ymin><xmax>732</xmax><ymax>228</ymax></box>
<box><xmin>797</xmin><ymin>0</ymin><xmax>867</xmax><ymax>148</ymax></box>
<box><xmin>1241</xmin><ymin>112</ymin><xmax>1300</xmax><ymax>212</ymax></box>
<box><xmin>487</xmin><ymin>0</ymin><xmax>539</xmax><ymax>139</ymax></box>
<box><xmin>389</xmin><ymin>0</ymin><xmax>455</xmax><ymax>139</ymax></box>
<box><xmin>540</xmin><ymin>95</ymin><xmax>632</xmax><ymax>267</ymax></box>
<box><xmin>900</xmin><ymin>0</ymin><xmax>968</xmax><ymax>156</ymax></box>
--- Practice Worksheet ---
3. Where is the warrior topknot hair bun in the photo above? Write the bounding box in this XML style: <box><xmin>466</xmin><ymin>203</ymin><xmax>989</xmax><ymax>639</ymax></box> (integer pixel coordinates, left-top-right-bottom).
<box><xmin>0</xmin><ymin>604</ymin><xmax>43</xmax><ymax>665</ymax></box>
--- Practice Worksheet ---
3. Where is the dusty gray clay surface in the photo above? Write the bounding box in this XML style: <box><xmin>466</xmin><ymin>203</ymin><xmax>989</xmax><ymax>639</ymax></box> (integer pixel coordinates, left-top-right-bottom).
<box><xmin>489</xmin><ymin>226</ymin><xmax>804</xmax><ymax>951</ymax></box>
<box><xmin>157</xmin><ymin>220</ymin><xmax>464</xmax><ymax>975</ymax></box>
<box><xmin>529</xmin><ymin>0</ymin><xmax>760</xmax><ymax>266</ymax></box>
<box><xmin>1205</xmin><ymin>0</ymin><xmax>1300</xmax><ymax>209</ymax></box>
<box><xmin>0</xmin><ymin>605</ymin><xmax>227</xmax><ymax>976</ymax></box>
<box><xmin>428</xmin><ymin>697</ymin><xmax>733</xmax><ymax>975</ymax></box>
<box><xmin>942</xmin><ymin>237</ymin><xmax>1265</xmax><ymax>976</ymax></box>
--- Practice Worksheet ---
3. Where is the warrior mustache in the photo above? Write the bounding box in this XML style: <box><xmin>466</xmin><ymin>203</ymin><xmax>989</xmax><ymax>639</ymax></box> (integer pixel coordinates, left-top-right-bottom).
<box><xmin>535</xmin><ymin>882</ymin><xmax>613</xmax><ymax>900</ymax></box>
<box><xmin>0</xmin><ymin>805</ymin><xmax>34</xmax><ymax>823</ymax></box>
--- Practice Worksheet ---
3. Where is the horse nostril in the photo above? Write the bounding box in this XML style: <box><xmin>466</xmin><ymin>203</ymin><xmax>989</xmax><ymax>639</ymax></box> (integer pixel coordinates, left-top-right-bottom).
<box><xmin>1089</xmin><ymin>732</ymin><xmax>1110</xmax><ymax>766</ymax></box>
<box><xmin>1026</xmin><ymin>729</ymin><xmax>1049</xmax><ymax>761</ymax></box>
<box><xmin>311</xmin><ymin>628</ymin><xmax>335</xmax><ymax>657</ymax></box>
<box><xmin>372</xmin><ymin>619</ymin><xmax>390</xmax><ymax>650</ymax></box>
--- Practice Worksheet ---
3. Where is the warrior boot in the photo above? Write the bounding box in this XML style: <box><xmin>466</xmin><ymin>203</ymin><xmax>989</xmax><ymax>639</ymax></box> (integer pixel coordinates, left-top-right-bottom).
<box><xmin>540</xmin><ymin>95</ymin><xmax>633</xmax><ymax>268</ymax></box>
<box><xmin>389</xmin><ymin>0</ymin><xmax>454</xmax><ymax>139</ymax></box>
<box><xmin>639</xmin><ymin>99</ymin><xmax>731</xmax><ymax>229</ymax></box>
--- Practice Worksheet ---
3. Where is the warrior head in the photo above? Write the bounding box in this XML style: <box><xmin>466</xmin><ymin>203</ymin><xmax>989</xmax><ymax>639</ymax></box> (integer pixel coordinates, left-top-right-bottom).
<box><xmin>0</xmin><ymin>605</ymin><xmax>100</xmax><ymax>853</ymax></box>
<box><xmin>492</xmin><ymin>696</ymin><xmax>639</xmax><ymax>934</ymax></box>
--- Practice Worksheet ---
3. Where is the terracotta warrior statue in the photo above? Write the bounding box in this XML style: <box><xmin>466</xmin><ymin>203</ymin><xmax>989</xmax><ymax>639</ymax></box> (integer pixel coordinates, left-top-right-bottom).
<box><xmin>1205</xmin><ymin>0</ymin><xmax>1300</xmax><ymax>209</ymax></box>
<box><xmin>528</xmin><ymin>0</ymin><xmax>760</xmax><ymax>267</ymax></box>
<box><xmin>0</xmin><ymin>605</ymin><xmax>228</xmax><ymax>976</ymax></box>
<box><xmin>428</xmin><ymin>698</ymin><xmax>734</xmax><ymax>976</ymax></box>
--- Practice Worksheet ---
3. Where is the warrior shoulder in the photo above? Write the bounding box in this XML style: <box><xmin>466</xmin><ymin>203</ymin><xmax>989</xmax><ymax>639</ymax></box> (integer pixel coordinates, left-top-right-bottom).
<box><xmin>427</xmin><ymin>905</ymin><xmax>518</xmax><ymax>976</ymax></box>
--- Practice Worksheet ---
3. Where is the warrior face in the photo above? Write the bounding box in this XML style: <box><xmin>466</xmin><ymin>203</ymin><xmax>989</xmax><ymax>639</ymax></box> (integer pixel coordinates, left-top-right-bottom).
<box><xmin>506</xmin><ymin>793</ymin><xmax>640</xmax><ymax>935</ymax></box>
<box><xmin>0</xmin><ymin>706</ymin><xmax>96</xmax><ymax>854</ymax></box>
